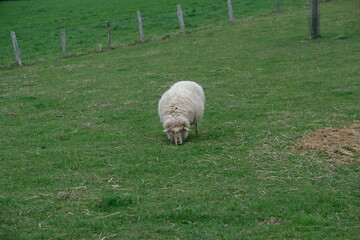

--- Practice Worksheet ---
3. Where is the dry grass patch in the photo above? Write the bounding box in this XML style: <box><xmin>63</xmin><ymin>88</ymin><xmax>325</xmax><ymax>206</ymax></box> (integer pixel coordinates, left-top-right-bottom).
<box><xmin>78</xmin><ymin>122</ymin><xmax>95</xmax><ymax>127</ymax></box>
<box><xmin>260</xmin><ymin>217</ymin><xmax>289</xmax><ymax>225</ymax></box>
<box><xmin>298</xmin><ymin>123</ymin><xmax>360</xmax><ymax>163</ymax></box>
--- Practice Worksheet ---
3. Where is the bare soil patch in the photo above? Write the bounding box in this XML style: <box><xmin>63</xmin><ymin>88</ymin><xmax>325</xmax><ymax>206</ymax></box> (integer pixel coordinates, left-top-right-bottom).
<box><xmin>298</xmin><ymin>123</ymin><xmax>360</xmax><ymax>163</ymax></box>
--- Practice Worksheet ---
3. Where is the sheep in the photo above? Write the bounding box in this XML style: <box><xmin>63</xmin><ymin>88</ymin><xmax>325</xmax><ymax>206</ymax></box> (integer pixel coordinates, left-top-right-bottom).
<box><xmin>158</xmin><ymin>81</ymin><xmax>205</xmax><ymax>145</ymax></box>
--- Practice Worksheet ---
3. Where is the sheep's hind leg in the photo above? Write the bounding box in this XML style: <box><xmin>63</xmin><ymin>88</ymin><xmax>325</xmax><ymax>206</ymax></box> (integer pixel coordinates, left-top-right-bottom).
<box><xmin>195</xmin><ymin>124</ymin><xmax>199</xmax><ymax>135</ymax></box>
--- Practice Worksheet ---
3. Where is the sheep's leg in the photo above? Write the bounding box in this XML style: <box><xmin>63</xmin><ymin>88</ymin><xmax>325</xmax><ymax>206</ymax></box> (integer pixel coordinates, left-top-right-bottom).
<box><xmin>195</xmin><ymin>124</ymin><xmax>199</xmax><ymax>135</ymax></box>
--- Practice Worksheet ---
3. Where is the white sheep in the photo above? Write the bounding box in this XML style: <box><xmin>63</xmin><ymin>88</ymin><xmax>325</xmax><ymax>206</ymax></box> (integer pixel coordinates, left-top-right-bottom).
<box><xmin>158</xmin><ymin>81</ymin><xmax>205</xmax><ymax>145</ymax></box>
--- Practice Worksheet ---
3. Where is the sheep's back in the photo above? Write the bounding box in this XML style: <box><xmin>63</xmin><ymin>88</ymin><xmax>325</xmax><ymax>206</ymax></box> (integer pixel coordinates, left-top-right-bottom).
<box><xmin>158</xmin><ymin>81</ymin><xmax>205</xmax><ymax>124</ymax></box>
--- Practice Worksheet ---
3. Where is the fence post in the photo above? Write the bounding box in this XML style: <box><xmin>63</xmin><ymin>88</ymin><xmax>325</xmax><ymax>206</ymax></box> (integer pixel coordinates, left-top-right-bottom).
<box><xmin>106</xmin><ymin>21</ymin><xmax>112</xmax><ymax>49</ymax></box>
<box><xmin>60</xmin><ymin>29</ymin><xmax>66</xmax><ymax>57</ymax></box>
<box><xmin>137</xmin><ymin>11</ymin><xmax>145</xmax><ymax>43</ymax></box>
<box><xmin>310</xmin><ymin>0</ymin><xmax>320</xmax><ymax>39</ymax></box>
<box><xmin>177</xmin><ymin>4</ymin><xmax>186</xmax><ymax>34</ymax></box>
<box><xmin>276</xmin><ymin>0</ymin><xmax>280</xmax><ymax>13</ymax></box>
<box><xmin>10</xmin><ymin>31</ymin><xmax>22</xmax><ymax>66</ymax></box>
<box><xmin>227</xmin><ymin>0</ymin><xmax>235</xmax><ymax>23</ymax></box>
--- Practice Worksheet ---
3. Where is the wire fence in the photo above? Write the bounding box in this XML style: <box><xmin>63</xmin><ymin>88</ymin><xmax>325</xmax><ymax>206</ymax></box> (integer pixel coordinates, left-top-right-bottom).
<box><xmin>1</xmin><ymin>0</ymin><xmax>314</xmax><ymax>68</ymax></box>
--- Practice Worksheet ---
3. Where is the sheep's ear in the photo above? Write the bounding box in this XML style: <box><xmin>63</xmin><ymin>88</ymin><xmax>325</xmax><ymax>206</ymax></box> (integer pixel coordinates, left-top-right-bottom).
<box><xmin>163</xmin><ymin>129</ymin><xmax>169</xmax><ymax>133</ymax></box>
<box><xmin>184</xmin><ymin>127</ymin><xmax>190</xmax><ymax>132</ymax></box>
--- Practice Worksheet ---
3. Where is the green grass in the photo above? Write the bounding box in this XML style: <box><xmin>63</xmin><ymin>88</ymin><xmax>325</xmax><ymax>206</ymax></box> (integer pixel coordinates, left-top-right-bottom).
<box><xmin>0</xmin><ymin>0</ymin><xmax>309</xmax><ymax>67</ymax></box>
<box><xmin>1</xmin><ymin>0</ymin><xmax>360</xmax><ymax>239</ymax></box>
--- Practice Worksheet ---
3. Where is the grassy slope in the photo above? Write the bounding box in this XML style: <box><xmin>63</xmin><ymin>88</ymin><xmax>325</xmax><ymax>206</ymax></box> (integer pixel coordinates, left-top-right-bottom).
<box><xmin>0</xmin><ymin>0</ymin><xmax>307</xmax><ymax>67</ymax></box>
<box><xmin>1</xmin><ymin>0</ymin><xmax>360</xmax><ymax>239</ymax></box>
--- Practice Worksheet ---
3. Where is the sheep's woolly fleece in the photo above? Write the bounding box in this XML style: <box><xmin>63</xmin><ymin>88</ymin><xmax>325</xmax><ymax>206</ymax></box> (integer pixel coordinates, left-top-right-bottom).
<box><xmin>298</xmin><ymin>123</ymin><xmax>360</xmax><ymax>163</ymax></box>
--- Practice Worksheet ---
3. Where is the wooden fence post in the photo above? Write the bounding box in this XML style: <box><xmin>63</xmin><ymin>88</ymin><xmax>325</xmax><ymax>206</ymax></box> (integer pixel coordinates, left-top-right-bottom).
<box><xmin>137</xmin><ymin>11</ymin><xmax>145</xmax><ymax>43</ymax></box>
<box><xmin>10</xmin><ymin>31</ymin><xmax>22</xmax><ymax>66</ymax></box>
<box><xmin>177</xmin><ymin>4</ymin><xmax>186</xmax><ymax>34</ymax></box>
<box><xmin>60</xmin><ymin>29</ymin><xmax>66</xmax><ymax>57</ymax></box>
<box><xmin>106</xmin><ymin>21</ymin><xmax>112</xmax><ymax>49</ymax></box>
<box><xmin>276</xmin><ymin>0</ymin><xmax>280</xmax><ymax>13</ymax></box>
<box><xmin>227</xmin><ymin>0</ymin><xmax>235</xmax><ymax>23</ymax></box>
<box><xmin>310</xmin><ymin>0</ymin><xmax>320</xmax><ymax>39</ymax></box>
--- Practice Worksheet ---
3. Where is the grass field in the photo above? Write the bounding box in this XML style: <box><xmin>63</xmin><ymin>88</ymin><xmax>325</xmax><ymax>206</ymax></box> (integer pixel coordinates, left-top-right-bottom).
<box><xmin>0</xmin><ymin>0</ymin><xmax>309</xmax><ymax>67</ymax></box>
<box><xmin>1</xmin><ymin>0</ymin><xmax>360</xmax><ymax>239</ymax></box>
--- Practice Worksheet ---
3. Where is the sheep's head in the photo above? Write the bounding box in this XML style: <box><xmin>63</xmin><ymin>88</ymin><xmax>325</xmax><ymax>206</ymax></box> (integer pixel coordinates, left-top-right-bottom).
<box><xmin>164</xmin><ymin>126</ymin><xmax>189</xmax><ymax>145</ymax></box>
<box><xmin>163</xmin><ymin>119</ymin><xmax>190</xmax><ymax>145</ymax></box>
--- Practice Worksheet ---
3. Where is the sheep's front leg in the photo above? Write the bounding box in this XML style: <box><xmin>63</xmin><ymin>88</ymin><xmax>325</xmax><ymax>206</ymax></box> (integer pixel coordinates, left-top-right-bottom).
<box><xmin>195</xmin><ymin>124</ymin><xmax>199</xmax><ymax>135</ymax></box>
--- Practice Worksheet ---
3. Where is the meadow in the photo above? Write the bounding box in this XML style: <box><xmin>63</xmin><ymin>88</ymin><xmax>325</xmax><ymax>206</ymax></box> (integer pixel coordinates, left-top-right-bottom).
<box><xmin>1</xmin><ymin>0</ymin><xmax>309</xmax><ymax>67</ymax></box>
<box><xmin>1</xmin><ymin>0</ymin><xmax>360</xmax><ymax>239</ymax></box>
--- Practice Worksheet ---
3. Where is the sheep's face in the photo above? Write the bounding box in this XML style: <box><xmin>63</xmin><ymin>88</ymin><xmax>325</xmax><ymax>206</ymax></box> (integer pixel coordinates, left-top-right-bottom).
<box><xmin>164</xmin><ymin>126</ymin><xmax>189</xmax><ymax>145</ymax></box>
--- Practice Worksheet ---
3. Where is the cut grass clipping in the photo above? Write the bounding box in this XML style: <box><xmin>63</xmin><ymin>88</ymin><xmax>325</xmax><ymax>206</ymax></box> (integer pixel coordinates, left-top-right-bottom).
<box><xmin>298</xmin><ymin>123</ymin><xmax>360</xmax><ymax>163</ymax></box>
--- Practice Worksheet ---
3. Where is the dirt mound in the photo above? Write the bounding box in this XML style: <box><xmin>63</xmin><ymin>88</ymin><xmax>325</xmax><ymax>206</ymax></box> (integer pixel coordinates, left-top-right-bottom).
<box><xmin>298</xmin><ymin>123</ymin><xmax>360</xmax><ymax>163</ymax></box>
